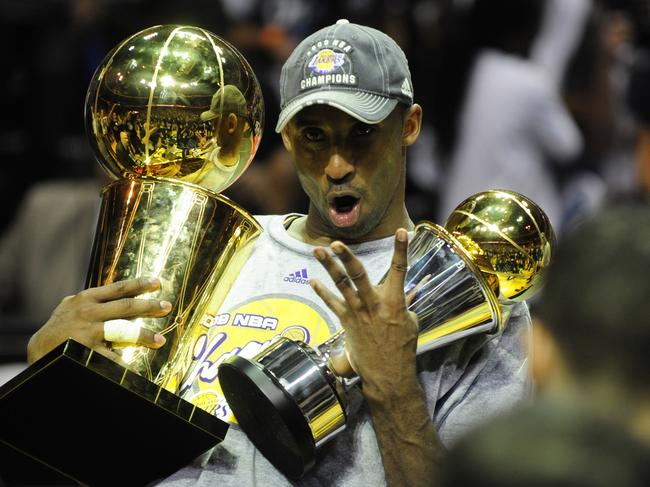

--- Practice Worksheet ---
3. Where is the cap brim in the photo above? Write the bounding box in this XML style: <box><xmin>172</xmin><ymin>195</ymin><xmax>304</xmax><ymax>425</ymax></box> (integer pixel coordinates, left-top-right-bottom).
<box><xmin>275</xmin><ymin>91</ymin><xmax>398</xmax><ymax>132</ymax></box>
<box><xmin>200</xmin><ymin>111</ymin><xmax>217</xmax><ymax>122</ymax></box>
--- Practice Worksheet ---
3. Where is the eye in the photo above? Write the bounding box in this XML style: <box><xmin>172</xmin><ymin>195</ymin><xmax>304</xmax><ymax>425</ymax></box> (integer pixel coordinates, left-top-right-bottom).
<box><xmin>352</xmin><ymin>124</ymin><xmax>375</xmax><ymax>138</ymax></box>
<box><xmin>301</xmin><ymin>127</ymin><xmax>324</xmax><ymax>142</ymax></box>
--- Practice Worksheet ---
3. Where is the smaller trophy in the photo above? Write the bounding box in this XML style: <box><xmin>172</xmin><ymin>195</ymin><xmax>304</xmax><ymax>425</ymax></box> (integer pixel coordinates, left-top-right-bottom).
<box><xmin>218</xmin><ymin>189</ymin><xmax>556</xmax><ymax>479</ymax></box>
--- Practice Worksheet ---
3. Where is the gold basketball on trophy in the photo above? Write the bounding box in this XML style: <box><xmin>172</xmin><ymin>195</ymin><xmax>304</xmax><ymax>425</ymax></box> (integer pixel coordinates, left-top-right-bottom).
<box><xmin>84</xmin><ymin>25</ymin><xmax>264</xmax><ymax>386</ymax></box>
<box><xmin>85</xmin><ymin>24</ymin><xmax>263</xmax><ymax>192</ymax></box>
<box><xmin>444</xmin><ymin>189</ymin><xmax>555</xmax><ymax>303</ymax></box>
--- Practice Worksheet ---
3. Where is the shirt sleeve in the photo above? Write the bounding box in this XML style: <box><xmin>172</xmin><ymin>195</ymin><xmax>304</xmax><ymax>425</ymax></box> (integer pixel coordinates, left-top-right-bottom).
<box><xmin>417</xmin><ymin>301</ymin><xmax>533</xmax><ymax>447</ymax></box>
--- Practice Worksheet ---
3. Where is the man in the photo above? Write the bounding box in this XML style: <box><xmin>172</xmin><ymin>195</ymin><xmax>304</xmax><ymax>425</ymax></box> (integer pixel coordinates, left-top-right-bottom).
<box><xmin>0</xmin><ymin>174</ymin><xmax>106</xmax><ymax>386</ymax></box>
<box><xmin>193</xmin><ymin>84</ymin><xmax>252</xmax><ymax>191</ymax></box>
<box><xmin>27</xmin><ymin>20</ymin><xmax>532</xmax><ymax>486</ymax></box>
<box><xmin>439</xmin><ymin>396</ymin><xmax>650</xmax><ymax>487</ymax></box>
<box><xmin>627</xmin><ymin>42</ymin><xmax>650</xmax><ymax>200</ymax></box>
<box><xmin>200</xmin><ymin>84</ymin><xmax>249</xmax><ymax>168</ymax></box>
<box><xmin>434</xmin><ymin>0</ymin><xmax>583</xmax><ymax>230</ymax></box>
<box><xmin>439</xmin><ymin>202</ymin><xmax>650</xmax><ymax>486</ymax></box>
<box><xmin>530</xmin><ymin>202</ymin><xmax>650</xmax><ymax>443</ymax></box>
<box><xmin>115</xmin><ymin>129</ymin><xmax>137</xmax><ymax>168</ymax></box>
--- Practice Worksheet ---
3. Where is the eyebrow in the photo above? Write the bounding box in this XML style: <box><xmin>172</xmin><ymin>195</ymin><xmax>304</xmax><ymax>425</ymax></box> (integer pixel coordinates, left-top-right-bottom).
<box><xmin>292</xmin><ymin>115</ymin><xmax>322</xmax><ymax>128</ymax></box>
<box><xmin>291</xmin><ymin>110</ymin><xmax>381</xmax><ymax>131</ymax></box>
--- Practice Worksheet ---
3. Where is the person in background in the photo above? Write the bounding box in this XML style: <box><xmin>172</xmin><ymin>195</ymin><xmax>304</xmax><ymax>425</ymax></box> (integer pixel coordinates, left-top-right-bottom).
<box><xmin>439</xmin><ymin>201</ymin><xmax>650</xmax><ymax>486</ymax></box>
<box><xmin>625</xmin><ymin>25</ymin><xmax>650</xmax><ymax>200</ymax></box>
<box><xmin>432</xmin><ymin>0</ymin><xmax>583</xmax><ymax>230</ymax></box>
<box><xmin>0</xmin><ymin>176</ymin><xmax>104</xmax><ymax>385</ymax></box>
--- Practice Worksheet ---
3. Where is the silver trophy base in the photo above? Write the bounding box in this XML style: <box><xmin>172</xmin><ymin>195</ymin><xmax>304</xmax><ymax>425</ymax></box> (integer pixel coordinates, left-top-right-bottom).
<box><xmin>219</xmin><ymin>337</ymin><xmax>346</xmax><ymax>479</ymax></box>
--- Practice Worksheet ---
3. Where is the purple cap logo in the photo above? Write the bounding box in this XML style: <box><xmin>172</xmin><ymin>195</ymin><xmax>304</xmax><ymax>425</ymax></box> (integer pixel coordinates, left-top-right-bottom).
<box><xmin>308</xmin><ymin>49</ymin><xmax>346</xmax><ymax>75</ymax></box>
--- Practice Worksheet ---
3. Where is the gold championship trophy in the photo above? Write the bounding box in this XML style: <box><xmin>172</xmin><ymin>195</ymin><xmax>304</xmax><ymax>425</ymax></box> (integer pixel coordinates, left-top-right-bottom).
<box><xmin>0</xmin><ymin>25</ymin><xmax>263</xmax><ymax>486</ymax></box>
<box><xmin>218</xmin><ymin>189</ymin><xmax>556</xmax><ymax>479</ymax></box>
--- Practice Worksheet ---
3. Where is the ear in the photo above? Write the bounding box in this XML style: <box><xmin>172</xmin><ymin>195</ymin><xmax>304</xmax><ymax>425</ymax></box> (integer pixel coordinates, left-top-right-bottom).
<box><xmin>402</xmin><ymin>104</ymin><xmax>422</xmax><ymax>146</ymax></box>
<box><xmin>531</xmin><ymin>317</ymin><xmax>562</xmax><ymax>392</ymax></box>
<box><xmin>281</xmin><ymin>127</ymin><xmax>293</xmax><ymax>152</ymax></box>
<box><xmin>227</xmin><ymin>113</ymin><xmax>238</xmax><ymax>134</ymax></box>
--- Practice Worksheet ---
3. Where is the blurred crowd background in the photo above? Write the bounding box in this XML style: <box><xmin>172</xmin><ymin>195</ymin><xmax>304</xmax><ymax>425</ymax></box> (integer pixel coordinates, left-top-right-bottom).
<box><xmin>1</xmin><ymin>0</ymin><xmax>649</xmax><ymax>367</ymax></box>
<box><xmin>0</xmin><ymin>0</ymin><xmax>645</xmax><ymax>224</ymax></box>
<box><xmin>2</xmin><ymin>0</ymin><xmax>650</xmax><ymax>485</ymax></box>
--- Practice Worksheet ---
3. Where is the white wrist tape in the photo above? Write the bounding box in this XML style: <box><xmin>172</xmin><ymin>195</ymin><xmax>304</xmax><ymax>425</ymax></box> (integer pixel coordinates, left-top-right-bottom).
<box><xmin>104</xmin><ymin>319</ymin><xmax>141</xmax><ymax>344</ymax></box>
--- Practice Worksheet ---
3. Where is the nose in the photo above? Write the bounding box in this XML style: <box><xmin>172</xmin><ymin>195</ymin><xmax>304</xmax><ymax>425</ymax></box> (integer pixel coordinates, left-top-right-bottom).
<box><xmin>324</xmin><ymin>150</ymin><xmax>354</xmax><ymax>184</ymax></box>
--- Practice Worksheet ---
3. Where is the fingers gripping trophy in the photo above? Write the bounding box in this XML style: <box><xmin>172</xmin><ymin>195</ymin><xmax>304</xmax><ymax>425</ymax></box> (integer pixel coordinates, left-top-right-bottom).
<box><xmin>218</xmin><ymin>189</ymin><xmax>556</xmax><ymax>479</ymax></box>
<box><xmin>84</xmin><ymin>25</ymin><xmax>264</xmax><ymax>389</ymax></box>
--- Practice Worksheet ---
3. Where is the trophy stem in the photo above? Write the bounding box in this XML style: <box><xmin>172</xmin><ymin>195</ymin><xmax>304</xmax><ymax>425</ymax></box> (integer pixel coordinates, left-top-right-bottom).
<box><xmin>316</xmin><ymin>330</ymin><xmax>360</xmax><ymax>389</ymax></box>
<box><xmin>86</xmin><ymin>177</ymin><xmax>262</xmax><ymax>385</ymax></box>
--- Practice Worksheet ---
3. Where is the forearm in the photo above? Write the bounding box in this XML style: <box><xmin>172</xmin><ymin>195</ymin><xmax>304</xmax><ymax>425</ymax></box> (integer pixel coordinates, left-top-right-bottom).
<box><xmin>309</xmin><ymin>234</ymin><xmax>443</xmax><ymax>484</ymax></box>
<box><xmin>364</xmin><ymin>374</ymin><xmax>445</xmax><ymax>487</ymax></box>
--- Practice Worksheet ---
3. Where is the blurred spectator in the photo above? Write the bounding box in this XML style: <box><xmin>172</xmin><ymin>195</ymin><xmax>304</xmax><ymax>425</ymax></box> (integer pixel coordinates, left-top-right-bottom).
<box><xmin>625</xmin><ymin>30</ymin><xmax>650</xmax><ymax>200</ymax></box>
<box><xmin>433</xmin><ymin>0</ymin><xmax>584</xmax><ymax>230</ymax></box>
<box><xmin>0</xmin><ymin>178</ymin><xmax>103</xmax><ymax>368</ymax></box>
<box><xmin>532</xmin><ymin>202</ymin><xmax>650</xmax><ymax>442</ymax></box>
<box><xmin>563</xmin><ymin>0</ymin><xmax>650</xmax><ymax>214</ymax></box>
<box><xmin>0</xmin><ymin>0</ymin><xmax>131</xmax><ymax>235</ymax></box>
<box><xmin>439</xmin><ymin>397</ymin><xmax>650</xmax><ymax>487</ymax></box>
<box><xmin>555</xmin><ymin>3</ymin><xmax>636</xmax><ymax>230</ymax></box>
<box><xmin>0</xmin><ymin>175</ymin><xmax>104</xmax><ymax>390</ymax></box>
<box><xmin>438</xmin><ymin>201</ymin><xmax>650</xmax><ymax>486</ymax></box>
<box><xmin>532</xmin><ymin>0</ymin><xmax>594</xmax><ymax>87</ymax></box>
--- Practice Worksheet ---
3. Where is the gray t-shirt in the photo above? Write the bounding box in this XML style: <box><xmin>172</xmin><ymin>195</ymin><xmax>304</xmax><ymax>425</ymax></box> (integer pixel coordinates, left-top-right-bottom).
<box><xmin>156</xmin><ymin>214</ymin><xmax>532</xmax><ymax>486</ymax></box>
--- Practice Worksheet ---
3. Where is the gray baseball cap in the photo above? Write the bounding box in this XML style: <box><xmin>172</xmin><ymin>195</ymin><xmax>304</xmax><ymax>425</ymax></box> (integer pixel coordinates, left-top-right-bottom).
<box><xmin>201</xmin><ymin>84</ymin><xmax>247</xmax><ymax>122</ymax></box>
<box><xmin>275</xmin><ymin>19</ymin><xmax>414</xmax><ymax>132</ymax></box>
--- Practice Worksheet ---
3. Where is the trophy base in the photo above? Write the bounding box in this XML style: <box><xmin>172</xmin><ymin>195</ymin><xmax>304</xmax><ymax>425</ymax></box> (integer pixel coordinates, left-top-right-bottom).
<box><xmin>219</xmin><ymin>355</ymin><xmax>316</xmax><ymax>479</ymax></box>
<box><xmin>0</xmin><ymin>339</ymin><xmax>228</xmax><ymax>486</ymax></box>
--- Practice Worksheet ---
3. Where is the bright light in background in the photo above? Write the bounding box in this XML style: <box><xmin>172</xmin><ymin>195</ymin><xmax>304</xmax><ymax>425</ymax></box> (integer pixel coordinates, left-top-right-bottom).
<box><xmin>160</xmin><ymin>75</ymin><xmax>174</xmax><ymax>87</ymax></box>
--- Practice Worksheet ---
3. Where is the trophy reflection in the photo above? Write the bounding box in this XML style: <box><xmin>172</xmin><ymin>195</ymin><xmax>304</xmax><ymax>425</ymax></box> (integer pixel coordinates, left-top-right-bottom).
<box><xmin>84</xmin><ymin>24</ymin><xmax>264</xmax><ymax>388</ymax></box>
<box><xmin>218</xmin><ymin>189</ymin><xmax>556</xmax><ymax>479</ymax></box>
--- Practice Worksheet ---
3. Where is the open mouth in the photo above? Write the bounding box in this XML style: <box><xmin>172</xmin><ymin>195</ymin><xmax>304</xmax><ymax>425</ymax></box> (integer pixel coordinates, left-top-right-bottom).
<box><xmin>334</xmin><ymin>196</ymin><xmax>359</xmax><ymax>213</ymax></box>
<box><xmin>329</xmin><ymin>195</ymin><xmax>361</xmax><ymax>227</ymax></box>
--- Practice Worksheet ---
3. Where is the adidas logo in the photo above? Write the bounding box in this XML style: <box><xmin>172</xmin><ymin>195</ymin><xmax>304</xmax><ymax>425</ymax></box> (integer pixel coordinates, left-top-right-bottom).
<box><xmin>283</xmin><ymin>268</ymin><xmax>309</xmax><ymax>284</ymax></box>
<box><xmin>401</xmin><ymin>78</ymin><xmax>413</xmax><ymax>99</ymax></box>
